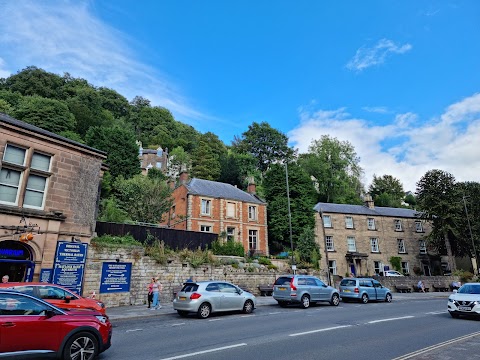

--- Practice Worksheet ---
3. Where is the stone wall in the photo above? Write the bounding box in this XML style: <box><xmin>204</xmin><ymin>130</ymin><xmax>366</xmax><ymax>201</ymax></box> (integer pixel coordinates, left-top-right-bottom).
<box><xmin>84</xmin><ymin>246</ymin><xmax>309</xmax><ymax>308</ymax></box>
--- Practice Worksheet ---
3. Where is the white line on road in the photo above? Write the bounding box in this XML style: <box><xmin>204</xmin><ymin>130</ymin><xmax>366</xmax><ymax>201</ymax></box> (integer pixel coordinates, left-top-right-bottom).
<box><xmin>425</xmin><ymin>311</ymin><xmax>445</xmax><ymax>315</ymax></box>
<box><xmin>392</xmin><ymin>331</ymin><xmax>480</xmax><ymax>360</ymax></box>
<box><xmin>269</xmin><ymin>312</ymin><xmax>281</xmax><ymax>315</ymax></box>
<box><xmin>241</xmin><ymin>315</ymin><xmax>255</xmax><ymax>318</ymax></box>
<box><xmin>126</xmin><ymin>329</ymin><xmax>143</xmax><ymax>333</ymax></box>
<box><xmin>289</xmin><ymin>325</ymin><xmax>352</xmax><ymax>337</ymax></box>
<box><xmin>368</xmin><ymin>316</ymin><xmax>414</xmax><ymax>324</ymax></box>
<box><xmin>208</xmin><ymin>318</ymin><xmax>223</xmax><ymax>322</ymax></box>
<box><xmin>171</xmin><ymin>323</ymin><xmax>185</xmax><ymax>326</ymax></box>
<box><xmin>159</xmin><ymin>343</ymin><xmax>247</xmax><ymax>360</ymax></box>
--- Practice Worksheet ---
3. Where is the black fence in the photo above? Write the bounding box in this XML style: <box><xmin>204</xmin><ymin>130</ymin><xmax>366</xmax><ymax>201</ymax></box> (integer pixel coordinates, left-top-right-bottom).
<box><xmin>95</xmin><ymin>222</ymin><xmax>217</xmax><ymax>251</ymax></box>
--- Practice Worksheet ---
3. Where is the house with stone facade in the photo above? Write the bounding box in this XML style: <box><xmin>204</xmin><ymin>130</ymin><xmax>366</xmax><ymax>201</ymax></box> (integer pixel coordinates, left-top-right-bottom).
<box><xmin>314</xmin><ymin>196</ymin><xmax>435</xmax><ymax>278</ymax></box>
<box><xmin>0</xmin><ymin>113</ymin><xmax>106</xmax><ymax>284</ymax></box>
<box><xmin>162</xmin><ymin>173</ymin><xmax>269</xmax><ymax>256</ymax></box>
<box><xmin>138</xmin><ymin>143</ymin><xmax>169</xmax><ymax>175</ymax></box>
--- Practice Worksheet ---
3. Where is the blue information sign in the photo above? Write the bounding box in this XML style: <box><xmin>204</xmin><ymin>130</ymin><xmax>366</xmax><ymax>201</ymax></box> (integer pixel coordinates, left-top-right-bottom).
<box><xmin>99</xmin><ymin>262</ymin><xmax>132</xmax><ymax>293</ymax></box>
<box><xmin>39</xmin><ymin>269</ymin><xmax>52</xmax><ymax>283</ymax></box>
<box><xmin>52</xmin><ymin>241</ymin><xmax>88</xmax><ymax>295</ymax></box>
<box><xmin>55</xmin><ymin>242</ymin><xmax>88</xmax><ymax>263</ymax></box>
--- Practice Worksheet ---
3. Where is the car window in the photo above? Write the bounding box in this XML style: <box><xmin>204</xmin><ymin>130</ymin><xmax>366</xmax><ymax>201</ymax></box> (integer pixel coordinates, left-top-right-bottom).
<box><xmin>274</xmin><ymin>277</ymin><xmax>293</xmax><ymax>286</ymax></box>
<box><xmin>38</xmin><ymin>286</ymin><xmax>71</xmax><ymax>300</ymax></box>
<box><xmin>340</xmin><ymin>279</ymin><xmax>356</xmax><ymax>287</ymax></box>
<box><xmin>6</xmin><ymin>286</ymin><xmax>35</xmax><ymax>296</ymax></box>
<box><xmin>360</xmin><ymin>280</ymin><xmax>373</xmax><ymax>287</ymax></box>
<box><xmin>305</xmin><ymin>278</ymin><xmax>316</xmax><ymax>286</ymax></box>
<box><xmin>315</xmin><ymin>279</ymin><xmax>326</xmax><ymax>287</ymax></box>
<box><xmin>372</xmin><ymin>280</ymin><xmax>382</xmax><ymax>288</ymax></box>
<box><xmin>218</xmin><ymin>283</ymin><xmax>237</xmax><ymax>293</ymax></box>
<box><xmin>0</xmin><ymin>293</ymin><xmax>49</xmax><ymax>316</ymax></box>
<box><xmin>181</xmin><ymin>284</ymin><xmax>199</xmax><ymax>292</ymax></box>
<box><xmin>205</xmin><ymin>283</ymin><xmax>220</xmax><ymax>292</ymax></box>
<box><xmin>297</xmin><ymin>278</ymin><xmax>307</xmax><ymax>286</ymax></box>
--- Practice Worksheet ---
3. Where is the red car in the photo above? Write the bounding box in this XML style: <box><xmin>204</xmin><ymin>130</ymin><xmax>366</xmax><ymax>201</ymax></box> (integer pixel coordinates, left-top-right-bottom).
<box><xmin>0</xmin><ymin>289</ymin><xmax>112</xmax><ymax>359</ymax></box>
<box><xmin>0</xmin><ymin>282</ymin><xmax>106</xmax><ymax>315</ymax></box>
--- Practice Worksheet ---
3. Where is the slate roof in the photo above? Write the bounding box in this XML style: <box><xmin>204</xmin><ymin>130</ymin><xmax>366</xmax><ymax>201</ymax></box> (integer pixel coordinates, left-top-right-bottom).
<box><xmin>313</xmin><ymin>202</ymin><xmax>421</xmax><ymax>218</ymax></box>
<box><xmin>184</xmin><ymin>178</ymin><xmax>265</xmax><ymax>205</ymax></box>
<box><xmin>0</xmin><ymin>112</ymin><xmax>106</xmax><ymax>156</ymax></box>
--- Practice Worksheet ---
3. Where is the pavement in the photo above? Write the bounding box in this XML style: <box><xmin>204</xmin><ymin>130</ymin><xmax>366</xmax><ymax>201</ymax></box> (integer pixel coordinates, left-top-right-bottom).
<box><xmin>105</xmin><ymin>291</ymin><xmax>450</xmax><ymax>321</ymax></box>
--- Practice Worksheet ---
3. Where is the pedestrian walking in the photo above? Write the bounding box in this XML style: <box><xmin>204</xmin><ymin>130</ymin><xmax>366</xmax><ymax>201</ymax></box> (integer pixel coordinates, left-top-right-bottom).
<box><xmin>147</xmin><ymin>277</ymin><xmax>155</xmax><ymax>308</ymax></box>
<box><xmin>2</xmin><ymin>275</ymin><xmax>9</xmax><ymax>283</ymax></box>
<box><xmin>150</xmin><ymin>277</ymin><xmax>163</xmax><ymax>310</ymax></box>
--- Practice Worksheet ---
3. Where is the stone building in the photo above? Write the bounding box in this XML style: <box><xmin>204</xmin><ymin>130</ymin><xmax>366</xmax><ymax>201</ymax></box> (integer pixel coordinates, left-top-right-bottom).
<box><xmin>0</xmin><ymin>113</ymin><xmax>106</xmax><ymax>282</ymax></box>
<box><xmin>162</xmin><ymin>173</ymin><xmax>269</xmax><ymax>255</ymax></box>
<box><xmin>314</xmin><ymin>196</ymin><xmax>433</xmax><ymax>278</ymax></box>
<box><xmin>138</xmin><ymin>144</ymin><xmax>168</xmax><ymax>175</ymax></box>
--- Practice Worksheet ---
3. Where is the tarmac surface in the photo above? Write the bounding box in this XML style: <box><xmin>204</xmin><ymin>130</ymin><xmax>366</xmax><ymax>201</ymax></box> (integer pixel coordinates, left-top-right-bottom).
<box><xmin>105</xmin><ymin>291</ymin><xmax>451</xmax><ymax>321</ymax></box>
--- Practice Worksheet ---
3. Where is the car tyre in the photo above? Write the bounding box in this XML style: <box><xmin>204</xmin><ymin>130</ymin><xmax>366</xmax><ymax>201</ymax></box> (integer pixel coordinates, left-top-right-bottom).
<box><xmin>243</xmin><ymin>300</ymin><xmax>254</xmax><ymax>314</ymax></box>
<box><xmin>177</xmin><ymin>310</ymin><xmax>189</xmax><ymax>317</ymax></box>
<box><xmin>330</xmin><ymin>293</ymin><xmax>340</xmax><ymax>306</ymax></box>
<box><xmin>63</xmin><ymin>331</ymin><xmax>98</xmax><ymax>360</ymax></box>
<box><xmin>361</xmin><ymin>294</ymin><xmax>369</xmax><ymax>304</ymax></box>
<box><xmin>197</xmin><ymin>303</ymin><xmax>211</xmax><ymax>319</ymax></box>
<box><xmin>300</xmin><ymin>294</ymin><xmax>311</xmax><ymax>309</ymax></box>
<box><xmin>385</xmin><ymin>293</ymin><xmax>392</xmax><ymax>303</ymax></box>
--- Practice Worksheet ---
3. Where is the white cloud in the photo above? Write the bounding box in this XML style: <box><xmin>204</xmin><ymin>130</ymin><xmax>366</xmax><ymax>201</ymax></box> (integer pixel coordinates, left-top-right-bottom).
<box><xmin>289</xmin><ymin>93</ymin><xmax>480</xmax><ymax>193</ymax></box>
<box><xmin>362</xmin><ymin>106</ymin><xmax>390</xmax><ymax>114</ymax></box>
<box><xmin>0</xmin><ymin>0</ymin><xmax>207</xmax><ymax>122</ymax></box>
<box><xmin>346</xmin><ymin>39</ymin><xmax>412</xmax><ymax>72</ymax></box>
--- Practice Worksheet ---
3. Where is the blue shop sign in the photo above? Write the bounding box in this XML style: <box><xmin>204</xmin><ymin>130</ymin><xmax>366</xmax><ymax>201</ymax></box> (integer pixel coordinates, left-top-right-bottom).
<box><xmin>52</xmin><ymin>263</ymin><xmax>85</xmax><ymax>295</ymax></box>
<box><xmin>39</xmin><ymin>268</ymin><xmax>53</xmax><ymax>283</ymax></box>
<box><xmin>55</xmin><ymin>242</ymin><xmax>88</xmax><ymax>264</ymax></box>
<box><xmin>99</xmin><ymin>262</ymin><xmax>132</xmax><ymax>293</ymax></box>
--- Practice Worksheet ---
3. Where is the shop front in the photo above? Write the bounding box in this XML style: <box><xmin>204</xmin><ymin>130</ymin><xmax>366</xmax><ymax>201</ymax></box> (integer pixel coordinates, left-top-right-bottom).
<box><xmin>0</xmin><ymin>240</ymin><xmax>35</xmax><ymax>282</ymax></box>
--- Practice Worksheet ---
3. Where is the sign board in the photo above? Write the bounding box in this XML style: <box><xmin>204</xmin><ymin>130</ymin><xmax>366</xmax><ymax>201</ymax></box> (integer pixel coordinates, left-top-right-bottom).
<box><xmin>39</xmin><ymin>269</ymin><xmax>52</xmax><ymax>283</ymax></box>
<box><xmin>99</xmin><ymin>262</ymin><xmax>132</xmax><ymax>293</ymax></box>
<box><xmin>52</xmin><ymin>241</ymin><xmax>88</xmax><ymax>295</ymax></box>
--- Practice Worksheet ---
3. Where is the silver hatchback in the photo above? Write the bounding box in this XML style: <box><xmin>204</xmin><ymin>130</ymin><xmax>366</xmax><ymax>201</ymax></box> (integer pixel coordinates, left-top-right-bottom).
<box><xmin>173</xmin><ymin>280</ymin><xmax>256</xmax><ymax>319</ymax></box>
<box><xmin>272</xmin><ymin>275</ymin><xmax>340</xmax><ymax>308</ymax></box>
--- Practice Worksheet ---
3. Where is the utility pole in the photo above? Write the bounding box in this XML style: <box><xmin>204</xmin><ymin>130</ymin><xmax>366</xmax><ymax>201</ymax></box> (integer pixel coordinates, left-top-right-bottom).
<box><xmin>285</xmin><ymin>161</ymin><xmax>296</xmax><ymax>274</ymax></box>
<box><xmin>463</xmin><ymin>196</ymin><xmax>478</xmax><ymax>275</ymax></box>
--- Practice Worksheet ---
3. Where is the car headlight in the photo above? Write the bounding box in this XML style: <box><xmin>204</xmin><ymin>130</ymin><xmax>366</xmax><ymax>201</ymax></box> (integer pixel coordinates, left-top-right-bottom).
<box><xmin>96</xmin><ymin>315</ymin><xmax>108</xmax><ymax>324</ymax></box>
<box><xmin>473</xmin><ymin>301</ymin><xmax>479</xmax><ymax>305</ymax></box>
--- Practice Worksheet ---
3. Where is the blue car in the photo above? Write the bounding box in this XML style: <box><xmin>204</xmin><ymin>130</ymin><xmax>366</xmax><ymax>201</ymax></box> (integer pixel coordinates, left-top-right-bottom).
<box><xmin>339</xmin><ymin>277</ymin><xmax>392</xmax><ymax>304</ymax></box>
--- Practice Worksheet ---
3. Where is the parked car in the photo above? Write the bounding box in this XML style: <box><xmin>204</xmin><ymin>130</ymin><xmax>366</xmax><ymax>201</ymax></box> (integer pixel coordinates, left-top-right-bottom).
<box><xmin>383</xmin><ymin>270</ymin><xmax>404</xmax><ymax>277</ymax></box>
<box><xmin>339</xmin><ymin>277</ymin><xmax>392</xmax><ymax>303</ymax></box>
<box><xmin>173</xmin><ymin>280</ymin><xmax>256</xmax><ymax>319</ymax></box>
<box><xmin>0</xmin><ymin>282</ymin><xmax>106</xmax><ymax>315</ymax></box>
<box><xmin>272</xmin><ymin>275</ymin><xmax>340</xmax><ymax>308</ymax></box>
<box><xmin>448</xmin><ymin>282</ymin><xmax>480</xmax><ymax>318</ymax></box>
<box><xmin>0</xmin><ymin>289</ymin><xmax>112</xmax><ymax>359</ymax></box>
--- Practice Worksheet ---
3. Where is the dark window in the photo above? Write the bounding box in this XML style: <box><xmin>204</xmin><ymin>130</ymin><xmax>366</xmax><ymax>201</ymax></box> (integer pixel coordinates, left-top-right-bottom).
<box><xmin>274</xmin><ymin>277</ymin><xmax>293</xmax><ymax>286</ymax></box>
<box><xmin>340</xmin><ymin>279</ymin><xmax>357</xmax><ymax>287</ymax></box>
<box><xmin>205</xmin><ymin>283</ymin><xmax>220</xmax><ymax>292</ymax></box>
<box><xmin>181</xmin><ymin>284</ymin><xmax>199</xmax><ymax>292</ymax></box>
<box><xmin>306</xmin><ymin>278</ymin><xmax>317</xmax><ymax>286</ymax></box>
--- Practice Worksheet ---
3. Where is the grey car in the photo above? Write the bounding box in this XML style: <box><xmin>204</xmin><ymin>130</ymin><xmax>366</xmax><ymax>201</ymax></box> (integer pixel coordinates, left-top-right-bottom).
<box><xmin>172</xmin><ymin>280</ymin><xmax>256</xmax><ymax>319</ymax></box>
<box><xmin>272</xmin><ymin>275</ymin><xmax>340</xmax><ymax>308</ymax></box>
<box><xmin>339</xmin><ymin>277</ymin><xmax>392</xmax><ymax>303</ymax></box>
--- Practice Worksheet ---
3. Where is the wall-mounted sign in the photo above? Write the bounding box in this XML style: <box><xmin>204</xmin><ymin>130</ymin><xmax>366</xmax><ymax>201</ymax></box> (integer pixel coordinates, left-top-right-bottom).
<box><xmin>99</xmin><ymin>262</ymin><xmax>132</xmax><ymax>293</ymax></box>
<box><xmin>52</xmin><ymin>241</ymin><xmax>88</xmax><ymax>295</ymax></box>
<box><xmin>39</xmin><ymin>268</ymin><xmax>52</xmax><ymax>283</ymax></box>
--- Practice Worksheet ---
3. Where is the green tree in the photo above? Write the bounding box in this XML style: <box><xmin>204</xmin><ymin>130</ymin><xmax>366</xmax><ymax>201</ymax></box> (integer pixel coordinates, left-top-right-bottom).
<box><xmin>98</xmin><ymin>197</ymin><xmax>130</xmax><ymax>223</ymax></box>
<box><xmin>299</xmin><ymin>135</ymin><xmax>364</xmax><ymax>204</ymax></box>
<box><xmin>456</xmin><ymin>181</ymin><xmax>480</xmax><ymax>265</ymax></box>
<box><xmin>168</xmin><ymin>146</ymin><xmax>191</xmax><ymax>179</ymax></box>
<box><xmin>295</xmin><ymin>227</ymin><xmax>321</xmax><ymax>268</ymax></box>
<box><xmin>233</xmin><ymin>121</ymin><xmax>294</xmax><ymax>174</ymax></box>
<box><xmin>97</xmin><ymin>87</ymin><xmax>130</xmax><ymax>119</ymax></box>
<box><xmin>404</xmin><ymin>193</ymin><xmax>417</xmax><ymax>208</ymax></box>
<box><xmin>85</xmin><ymin>126</ymin><xmax>140</xmax><ymax>180</ymax></box>
<box><xmin>264</xmin><ymin>162</ymin><xmax>317</xmax><ymax>253</ymax></box>
<box><xmin>1</xmin><ymin>66</ymin><xmax>64</xmax><ymax>99</ymax></box>
<box><xmin>113</xmin><ymin>174</ymin><xmax>173</xmax><ymax>223</ymax></box>
<box><xmin>369</xmin><ymin>174</ymin><xmax>405</xmax><ymax>207</ymax></box>
<box><xmin>13</xmin><ymin>95</ymin><xmax>76</xmax><ymax>133</ymax></box>
<box><xmin>191</xmin><ymin>139</ymin><xmax>221</xmax><ymax>180</ymax></box>
<box><xmin>219</xmin><ymin>150</ymin><xmax>258</xmax><ymax>189</ymax></box>
<box><xmin>416</xmin><ymin>170</ymin><xmax>463</xmax><ymax>272</ymax></box>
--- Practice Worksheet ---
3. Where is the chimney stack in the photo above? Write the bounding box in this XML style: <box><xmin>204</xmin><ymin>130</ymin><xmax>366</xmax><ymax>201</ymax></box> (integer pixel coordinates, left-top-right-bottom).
<box><xmin>247</xmin><ymin>176</ymin><xmax>256</xmax><ymax>194</ymax></box>
<box><xmin>364</xmin><ymin>194</ymin><xmax>375</xmax><ymax>209</ymax></box>
<box><xmin>179</xmin><ymin>165</ymin><xmax>189</xmax><ymax>184</ymax></box>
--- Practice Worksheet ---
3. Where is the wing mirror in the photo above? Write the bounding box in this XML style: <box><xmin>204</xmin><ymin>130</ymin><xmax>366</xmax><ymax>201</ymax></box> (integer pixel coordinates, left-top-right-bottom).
<box><xmin>65</xmin><ymin>295</ymin><xmax>72</xmax><ymax>303</ymax></box>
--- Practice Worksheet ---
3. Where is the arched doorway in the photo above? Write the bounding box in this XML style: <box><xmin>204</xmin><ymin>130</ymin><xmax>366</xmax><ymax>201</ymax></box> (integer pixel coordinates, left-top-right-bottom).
<box><xmin>0</xmin><ymin>240</ymin><xmax>35</xmax><ymax>282</ymax></box>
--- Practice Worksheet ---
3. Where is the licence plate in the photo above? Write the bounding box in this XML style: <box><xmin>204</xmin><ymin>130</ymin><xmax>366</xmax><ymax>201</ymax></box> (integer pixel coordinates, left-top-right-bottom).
<box><xmin>278</xmin><ymin>287</ymin><xmax>287</xmax><ymax>291</ymax></box>
<box><xmin>179</xmin><ymin>296</ymin><xmax>186</xmax><ymax>301</ymax></box>
<box><xmin>459</xmin><ymin>306</ymin><xmax>471</xmax><ymax>311</ymax></box>
<box><xmin>343</xmin><ymin>289</ymin><xmax>351</xmax><ymax>293</ymax></box>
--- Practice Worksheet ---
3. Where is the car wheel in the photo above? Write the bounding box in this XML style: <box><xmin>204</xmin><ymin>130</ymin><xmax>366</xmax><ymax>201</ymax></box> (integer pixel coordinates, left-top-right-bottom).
<box><xmin>177</xmin><ymin>310</ymin><xmax>189</xmax><ymax>317</ymax></box>
<box><xmin>278</xmin><ymin>301</ymin><xmax>288</xmax><ymax>307</ymax></box>
<box><xmin>361</xmin><ymin>294</ymin><xmax>369</xmax><ymax>304</ymax></box>
<box><xmin>330</xmin><ymin>293</ymin><xmax>340</xmax><ymax>306</ymax></box>
<box><xmin>63</xmin><ymin>331</ymin><xmax>98</xmax><ymax>360</ymax></box>
<box><xmin>300</xmin><ymin>294</ymin><xmax>311</xmax><ymax>309</ymax></box>
<box><xmin>243</xmin><ymin>300</ymin><xmax>254</xmax><ymax>314</ymax></box>
<box><xmin>385</xmin><ymin>293</ymin><xmax>392</xmax><ymax>303</ymax></box>
<box><xmin>197</xmin><ymin>303</ymin><xmax>211</xmax><ymax>319</ymax></box>
<box><xmin>449</xmin><ymin>312</ymin><xmax>459</xmax><ymax>318</ymax></box>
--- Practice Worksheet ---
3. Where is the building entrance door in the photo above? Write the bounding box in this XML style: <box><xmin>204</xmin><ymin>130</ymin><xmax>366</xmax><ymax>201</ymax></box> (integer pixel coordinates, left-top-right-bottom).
<box><xmin>0</xmin><ymin>240</ymin><xmax>35</xmax><ymax>282</ymax></box>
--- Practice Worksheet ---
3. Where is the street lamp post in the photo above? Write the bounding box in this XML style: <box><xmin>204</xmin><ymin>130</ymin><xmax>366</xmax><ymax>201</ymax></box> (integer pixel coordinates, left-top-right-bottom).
<box><xmin>285</xmin><ymin>162</ymin><xmax>296</xmax><ymax>274</ymax></box>
<box><xmin>463</xmin><ymin>196</ymin><xmax>479</xmax><ymax>275</ymax></box>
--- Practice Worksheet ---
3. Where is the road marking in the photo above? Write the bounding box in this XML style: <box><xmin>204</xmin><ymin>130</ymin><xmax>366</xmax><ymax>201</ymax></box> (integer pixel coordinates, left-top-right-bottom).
<box><xmin>269</xmin><ymin>312</ymin><xmax>281</xmax><ymax>315</ymax></box>
<box><xmin>159</xmin><ymin>343</ymin><xmax>247</xmax><ymax>360</ymax></box>
<box><xmin>241</xmin><ymin>315</ymin><xmax>255</xmax><ymax>318</ymax></box>
<box><xmin>368</xmin><ymin>316</ymin><xmax>414</xmax><ymax>324</ymax></box>
<box><xmin>208</xmin><ymin>318</ymin><xmax>222</xmax><ymax>322</ymax></box>
<box><xmin>126</xmin><ymin>328</ymin><xmax>143</xmax><ymax>333</ymax></box>
<box><xmin>425</xmin><ymin>311</ymin><xmax>445</xmax><ymax>315</ymax></box>
<box><xmin>171</xmin><ymin>323</ymin><xmax>185</xmax><ymax>326</ymax></box>
<box><xmin>392</xmin><ymin>331</ymin><xmax>480</xmax><ymax>360</ymax></box>
<box><xmin>289</xmin><ymin>325</ymin><xmax>351</xmax><ymax>337</ymax></box>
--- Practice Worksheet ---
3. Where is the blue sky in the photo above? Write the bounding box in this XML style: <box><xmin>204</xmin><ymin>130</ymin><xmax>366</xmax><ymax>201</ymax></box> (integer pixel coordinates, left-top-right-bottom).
<box><xmin>1</xmin><ymin>1</ymin><xmax>480</xmax><ymax>192</ymax></box>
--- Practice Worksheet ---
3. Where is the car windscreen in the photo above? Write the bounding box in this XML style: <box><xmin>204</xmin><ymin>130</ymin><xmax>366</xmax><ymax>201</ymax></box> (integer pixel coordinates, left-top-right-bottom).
<box><xmin>181</xmin><ymin>284</ymin><xmax>199</xmax><ymax>292</ymax></box>
<box><xmin>458</xmin><ymin>284</ymin><xmax>480</xmax><ymax>294</ymax></box>
<box><xmin>340</xmin><ymin>279</ymin><xmax>356</xmax><ymax>287</ymax></box>
<box><xmin>274</xmin><ymin>277</ymin><xmax>293</xmax><ymax>286</ymax></box>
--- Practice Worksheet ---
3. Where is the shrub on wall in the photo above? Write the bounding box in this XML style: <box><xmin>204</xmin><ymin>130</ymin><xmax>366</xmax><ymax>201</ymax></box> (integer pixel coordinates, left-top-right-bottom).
<box><xmin>211</xmin><ymin>240</ymin><xmax>245</xmax><ymax>257</ymax></box>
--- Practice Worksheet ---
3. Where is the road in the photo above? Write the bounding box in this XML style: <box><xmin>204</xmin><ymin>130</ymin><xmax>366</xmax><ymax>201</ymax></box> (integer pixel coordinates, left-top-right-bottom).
<box><xmin>101</xmin><ymin>297</ymin><xmax>480</xmax><ymax>360</ymax></box>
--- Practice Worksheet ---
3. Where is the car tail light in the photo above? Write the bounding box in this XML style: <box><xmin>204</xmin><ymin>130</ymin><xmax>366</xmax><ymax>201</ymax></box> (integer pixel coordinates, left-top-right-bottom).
<box><xmin>290</xmin><ymin>282</ymin><xmax>297</xmax><ymax>291</ymax></box>
<box><xmin>190</xmin><ymin>293</ymin><xmax>202</xmax><ymax>300</ymax></box>
<box><xmin>354</xmin><ymin>288</ymin><xmax>359</xmax><ymax>293</ymax></box>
